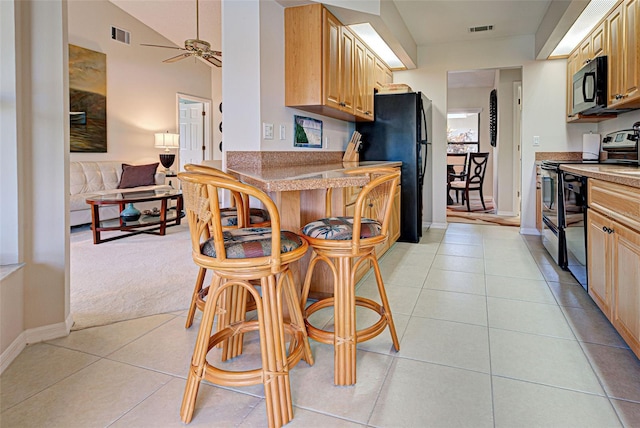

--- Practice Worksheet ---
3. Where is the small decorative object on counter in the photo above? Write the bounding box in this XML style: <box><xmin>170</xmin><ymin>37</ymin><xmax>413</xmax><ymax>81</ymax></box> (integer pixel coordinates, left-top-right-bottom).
<box><xmin>120</xmin><ymin>203</ymin><xmax>141</xmax><ymax>221</ymax></box>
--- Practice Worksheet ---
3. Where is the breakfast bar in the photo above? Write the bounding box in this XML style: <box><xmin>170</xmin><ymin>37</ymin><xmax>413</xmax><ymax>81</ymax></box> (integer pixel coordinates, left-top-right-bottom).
<box><xmin>225</xmin><ymin>151</ymin><xmax>401</xmax><ymax>299</ymax></box>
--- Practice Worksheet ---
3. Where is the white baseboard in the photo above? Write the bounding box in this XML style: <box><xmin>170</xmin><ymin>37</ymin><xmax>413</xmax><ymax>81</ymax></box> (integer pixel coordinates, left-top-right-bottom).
<box><xmin>0</xmin><ymin>331</ymin><xmax>26</xmax><ymax>374</ymax></box>
<box><xmin>520</xmin><ymin>227</ymin><xmax>540</xmax><ymax>235</ymax></box>
<box><xmin>1</xmin><ymin>314</ymin><xmax>73</xmax><ymax>375</ymax></box>
<box><xmin>426</xmin><ymin>222</ymin><xmax>448</xmax><ymax>230</ymax></box>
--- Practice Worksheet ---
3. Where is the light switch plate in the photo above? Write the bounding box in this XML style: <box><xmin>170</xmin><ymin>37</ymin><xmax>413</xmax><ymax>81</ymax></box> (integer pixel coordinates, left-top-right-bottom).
<box><xmin>263</xmin><ymin>123</ymin><xmax>274</xmax><ymax>140</ymax></box>
<box><xmin>279</xmin><ymin>124</ymin><xmax>286</xmax><ymax>140</ymax></box>
<box><xmin>533</xmin><ymin>136</ymin><xmax>540</xmax><ymax>146</ymax></box>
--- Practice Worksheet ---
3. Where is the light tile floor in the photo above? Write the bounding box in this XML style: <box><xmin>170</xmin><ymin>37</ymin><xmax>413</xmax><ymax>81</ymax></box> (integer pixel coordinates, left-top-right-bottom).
<box><xmin>2</xmin><ymin>224</ymin><xmax>640</xmax><ymax>427</ymax></box>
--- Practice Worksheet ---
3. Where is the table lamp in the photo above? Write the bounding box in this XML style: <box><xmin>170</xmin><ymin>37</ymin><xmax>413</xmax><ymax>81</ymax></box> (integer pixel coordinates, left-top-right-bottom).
<box><xmin>154</xmin><ymin>132</ymin><xmax>180</xmax><ymax>174</ymax></box>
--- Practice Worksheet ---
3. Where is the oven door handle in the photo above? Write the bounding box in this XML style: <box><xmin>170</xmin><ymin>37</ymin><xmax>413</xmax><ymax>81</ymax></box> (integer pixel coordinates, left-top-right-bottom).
<box><xmin>541</xmin><ymin>165</ymin><xmax>558</xmax><ymax>171</ymax></box>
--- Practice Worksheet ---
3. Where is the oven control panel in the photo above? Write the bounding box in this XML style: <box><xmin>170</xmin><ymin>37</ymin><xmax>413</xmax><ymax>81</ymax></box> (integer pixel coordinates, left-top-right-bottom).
<box><xmin>602</xmin><ymin>129</ymin><xmax>638</xmax><ymax>150</ymax></box>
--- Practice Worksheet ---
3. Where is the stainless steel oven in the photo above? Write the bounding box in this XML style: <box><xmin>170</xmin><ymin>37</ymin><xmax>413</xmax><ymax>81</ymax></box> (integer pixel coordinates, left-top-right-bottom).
<box><xmin>540</xmin><ymin>162</ymin><xmax>564</xmax><ymax>267</ymax></box>
<box><xmin>562</xmin><ymin>171</ymin><xmax>588</xmax><ymax>289</ymax></box>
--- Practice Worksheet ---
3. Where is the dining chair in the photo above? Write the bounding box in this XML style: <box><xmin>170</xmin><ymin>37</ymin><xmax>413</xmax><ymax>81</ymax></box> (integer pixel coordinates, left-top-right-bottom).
<box><xmin>182</xmin><ymin>164</ymin><xmax>270</xmax><ymax>329</ymax></box>
<box><xmin>178</xmin><ymin>171</ymin><xmax>313</xmax><ymax>428</ymax></box>
<box><xmin>446</xmin><ymin>152</ymin><xmax>468</xmax><ymax>204</ymax></box>
<box><xmin>449</xmin><ymin>152</ymin><xmax>490</xmax><ymax>211</ymax></box>
<box><xmin>299</xmin><ymin>167</ymin><xmax>401</xmax><ymax>386</ymax></box>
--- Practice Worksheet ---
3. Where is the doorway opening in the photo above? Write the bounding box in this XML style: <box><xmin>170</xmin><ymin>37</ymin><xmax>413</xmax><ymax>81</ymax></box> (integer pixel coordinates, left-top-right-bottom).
<box><xmin>445</xmin><ymin>68</ymin><xmax>522</xmax><ymax>227</ymax></box>
<box><xmin>177</xmin><ymin>94</ymin><xmax>212</xmax><ymax>172</ymax></box>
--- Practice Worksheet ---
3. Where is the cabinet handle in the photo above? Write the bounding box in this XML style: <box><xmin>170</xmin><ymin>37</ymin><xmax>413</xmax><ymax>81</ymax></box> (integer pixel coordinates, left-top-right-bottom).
<box><xmin>339</xmin><ymin>102</ymin><xmax>346</xmax><ymax>107</ymax></box>
<box><xmin>602</xmin><ymin>226</ymin><xmax>614</xmax><ymax>234</ymax></box>
<box><xmin>365</xmin><ymin>111</ymin><xmax>371</xmax><ymax>115</ymax></box>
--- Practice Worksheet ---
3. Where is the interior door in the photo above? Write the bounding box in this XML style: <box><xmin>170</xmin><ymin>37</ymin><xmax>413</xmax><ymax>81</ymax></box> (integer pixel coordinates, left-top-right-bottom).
<box><xmin>179</xmin><ymin>102</ymin><xmax>204</xmax><ymax>172</ymax></box>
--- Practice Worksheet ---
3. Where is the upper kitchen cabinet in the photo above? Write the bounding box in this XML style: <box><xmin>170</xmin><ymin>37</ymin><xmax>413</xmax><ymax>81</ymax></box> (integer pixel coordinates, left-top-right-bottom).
<box><xmin>608</xmin><ymin>0</ymin><xmax>640</xmax><ymax>109</ymax></box>
<box><xmin>566</xmin><ymin>22</ymin><xmax>612</xmax><ymax>123</ymax></box>
<box><xmin>285</xmin><ymin>4</ymin><xmax>392</xmax><ymax>122</ymax></box>
<box><xmin>566</xmin><ymin>0</ymin><xmax>639</xmax><ymax>122</ymax></box>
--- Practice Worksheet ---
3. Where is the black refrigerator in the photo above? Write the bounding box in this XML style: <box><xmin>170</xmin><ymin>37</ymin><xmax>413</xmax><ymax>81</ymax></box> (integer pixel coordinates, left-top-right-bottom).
<box><xmin>356</xmin><ymin>92</ymin><xmax>432</xmax><ymax>243</ymax></box>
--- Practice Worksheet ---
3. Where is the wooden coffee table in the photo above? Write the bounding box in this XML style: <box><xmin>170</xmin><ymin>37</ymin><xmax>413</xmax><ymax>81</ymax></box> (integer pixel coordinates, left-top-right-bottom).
<box><xmin>86</xmin><ymin>189</ymin><xmax>183</xmax><ymax>244</ymax></box>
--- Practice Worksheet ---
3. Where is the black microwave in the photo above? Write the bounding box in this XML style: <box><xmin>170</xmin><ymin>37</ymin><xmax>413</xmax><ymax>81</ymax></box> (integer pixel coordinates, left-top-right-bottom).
<box><xmin>572</xmin><ymin>56</ymin><xmax>608</xmax><ymax>116</ymax></box>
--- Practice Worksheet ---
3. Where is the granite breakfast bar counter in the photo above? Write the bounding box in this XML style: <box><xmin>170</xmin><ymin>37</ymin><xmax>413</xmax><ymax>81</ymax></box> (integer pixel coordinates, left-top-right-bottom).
<box><xmin>225</xmin><ymin>151</ymin><xmax>402</xmax><ymax>299</ymax></box>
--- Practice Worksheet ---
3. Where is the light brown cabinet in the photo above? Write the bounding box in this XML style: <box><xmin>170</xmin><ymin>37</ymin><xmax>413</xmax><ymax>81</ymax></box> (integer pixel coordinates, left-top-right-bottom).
<box><xmin>566</xmin><ymin>0</ymin><xmax>640</xmax><ymax>122</ymax></box>
<box><xmin>354</xmin><ymin>39</ymin><xmax>375</xmax><ymax>119</ymax></box>
<box><xmin>608</xmin><ymin>0</ymin><xmax>640</xmax><ymax>108</ymax></box>
<box><xmin>285</xmin><ymin>3</ymin><xmax>392</xmax><ymax>122</ymax></box>
<box><xmin>587</xmin><ymin>208</ymin><xmax>613</xmax><ymax>316</ymax></box>
<box><xmin>588</xmin><ymin>178</ymin><xmax>640</xmax><ymax>359</ymax></box>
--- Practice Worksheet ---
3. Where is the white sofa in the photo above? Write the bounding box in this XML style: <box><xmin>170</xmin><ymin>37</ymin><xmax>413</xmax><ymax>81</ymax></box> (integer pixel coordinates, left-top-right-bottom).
<box><xmin>70</xmin><ymin>161</ymin><xmax>172</xmax><ymax>227</ymax></box>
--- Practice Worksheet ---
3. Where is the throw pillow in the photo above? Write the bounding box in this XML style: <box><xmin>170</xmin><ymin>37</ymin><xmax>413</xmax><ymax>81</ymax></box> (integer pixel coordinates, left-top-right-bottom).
<box><xmin>117</xmin><ymin>163</ymin><xmax>159</xmax><ymax>189</ymax></box>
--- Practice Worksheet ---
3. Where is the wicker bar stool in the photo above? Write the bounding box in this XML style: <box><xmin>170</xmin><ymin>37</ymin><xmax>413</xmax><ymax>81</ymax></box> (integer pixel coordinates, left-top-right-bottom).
<box><xmin>182</xmin><ymin>164</ymin><xmax>270</xmax><ymax>329</ymax></box>
<box><xmin>178</xmin><ymin>172</ymin><xmax>313</xmax><ymax>427</ymax></box>
<box><xmin>299</xmin><ymin>167</ymin><xmax>400</xmax><ymax>386</ymax></box>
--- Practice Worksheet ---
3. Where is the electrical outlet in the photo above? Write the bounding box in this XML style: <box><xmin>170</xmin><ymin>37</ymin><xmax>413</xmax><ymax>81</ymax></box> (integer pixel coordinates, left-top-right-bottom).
<box><xmin>263</xmin><ymin>123</ymin><xmax>274</xmax><ymax>140</ymax></box>
<box><xmin>279</xmin><ymin>124</ymin><xmax>286</xmax><ymax>140</ymax></box>
<box><xmin>533</xmin><ymin>136</ymin><xmax>540</xmax><ymax>146</ymax></box>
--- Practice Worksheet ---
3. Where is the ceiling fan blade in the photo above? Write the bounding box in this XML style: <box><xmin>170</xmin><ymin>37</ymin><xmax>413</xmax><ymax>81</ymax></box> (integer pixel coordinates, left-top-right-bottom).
<box><xmin>141</xmin><ymin>43</ymin><xmax>186</xmax><ymax>51</ymax></box>
<box><xmin>201</xmin><ymin>55</ymin><xmax>222</xmax><ymax>67</ymax></box>
<box><xmin>209</xmin><ymin>50</ymin><xmax>222</xmax><ymax>57</ymax></box>
<box><xmin>163</xmin><ymin>53</ymin><xmax>192</xmax><ymax>63</ymax></box>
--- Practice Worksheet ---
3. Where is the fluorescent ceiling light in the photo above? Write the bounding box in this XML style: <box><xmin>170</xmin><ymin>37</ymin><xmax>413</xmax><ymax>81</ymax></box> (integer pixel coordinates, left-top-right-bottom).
<box><xmin>348</xmin><ymin>23</ymin><xmax>404</xmax><ymax>69</ymax></box>
<box><xmin>551</xmin><ymin>0</ymin><xmax>618</xmax><ymax>57</ymax></box>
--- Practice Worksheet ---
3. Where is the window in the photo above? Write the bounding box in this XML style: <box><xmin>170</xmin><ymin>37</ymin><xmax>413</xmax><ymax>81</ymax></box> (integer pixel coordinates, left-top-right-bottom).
<box><xmin>447</xmin><ymin>110</ymin><xmax>480</xmax><ymax>153</ymax></box>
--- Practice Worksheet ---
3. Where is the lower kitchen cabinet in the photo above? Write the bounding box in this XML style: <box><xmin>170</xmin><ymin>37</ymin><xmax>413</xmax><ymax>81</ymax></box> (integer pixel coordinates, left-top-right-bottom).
<box><xmin>610</xmin><ymin>221</ymin><xmax>640</xmax><ymax>357</ymax></box>
<box><xmin>587</xmin><ymin>209</ymin><xmax>613</xmax><ymax>317</ymax></box>
<box><xmin>588</xmin><ymin>178</ymin><xmax>640</xmax><ymax>358</ymax></box>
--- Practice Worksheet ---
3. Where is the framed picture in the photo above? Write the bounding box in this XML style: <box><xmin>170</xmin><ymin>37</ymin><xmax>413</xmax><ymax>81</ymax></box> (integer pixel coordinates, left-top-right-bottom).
<box><xmin>69</xmin><ymin>44</ymin><xmax>107</xmax><ymax>152</ymax></box>
<box><xmin>293</xmin><ymin>115</ymin><xmax>322</xmax><ymax>148</ymax></box>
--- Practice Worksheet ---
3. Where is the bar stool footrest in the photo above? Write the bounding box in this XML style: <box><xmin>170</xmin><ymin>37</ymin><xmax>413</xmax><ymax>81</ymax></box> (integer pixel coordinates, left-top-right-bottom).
<box><xmin>304</xmin><ymin>296</ymin><xmax>390</xmax><ymax>345</ymax></box>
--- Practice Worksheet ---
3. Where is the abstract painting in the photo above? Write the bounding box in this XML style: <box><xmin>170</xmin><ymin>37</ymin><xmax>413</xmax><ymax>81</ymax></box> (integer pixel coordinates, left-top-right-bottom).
<box><xmin>69</xmin><ymin>44</ymin><xmax>107</xmax><ymax>152</ymax></box>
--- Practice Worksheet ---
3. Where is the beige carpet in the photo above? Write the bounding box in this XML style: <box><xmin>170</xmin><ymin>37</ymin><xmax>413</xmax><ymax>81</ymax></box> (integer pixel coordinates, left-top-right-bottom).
<box><xmin>70</xmin><ymin>224</ymin><xmax>198</xmax><ymax>330</ymax></box>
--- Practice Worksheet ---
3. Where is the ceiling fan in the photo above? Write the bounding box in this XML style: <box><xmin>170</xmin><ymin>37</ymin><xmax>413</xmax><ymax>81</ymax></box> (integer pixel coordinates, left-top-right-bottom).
<box><xmin>141</xmin><ymin>0</ymin><xmax>221</xmax><ymax>67</ymax></box>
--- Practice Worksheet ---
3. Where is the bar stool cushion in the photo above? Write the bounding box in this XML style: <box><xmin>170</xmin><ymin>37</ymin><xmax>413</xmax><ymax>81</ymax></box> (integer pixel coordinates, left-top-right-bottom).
<box><xmin>220</xmin><ymin>207</ymin><xmax>270</xmax><ymax>227</ymax></box>
<box><xmin>202</xmin><ymin>227</ymin><xmax>304</xmax><ymax>258</ymax></box>
<box><xmin>302</xmin><ymin>217</ymin><xmax>382</xmax><ymax>241</ymax></box>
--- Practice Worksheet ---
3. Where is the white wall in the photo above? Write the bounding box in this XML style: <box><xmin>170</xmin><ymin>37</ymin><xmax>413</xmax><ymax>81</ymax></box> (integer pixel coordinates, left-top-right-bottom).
<box><xmin>68</xmin><ymin>0</ymin><xmax>212</xmax><ymax>165</ymax></box>
<box><xmin>1</xmin><ymin>0</ymin><xmax>70</xmax><ymax>368</ymax></box>
<box><xmin>395</xmin><ymin>35</ymin><xmax>596</xmax><ymax>231</ymax></box>
<box><xmin>495</xmin><ymin>68</ymin><xmax>522</xmax><ymax>215</ymax></box>
<box><xmin>597</xmin><ymin>110</ymin><xmax>640</xmax><ymax>135</ymax></box>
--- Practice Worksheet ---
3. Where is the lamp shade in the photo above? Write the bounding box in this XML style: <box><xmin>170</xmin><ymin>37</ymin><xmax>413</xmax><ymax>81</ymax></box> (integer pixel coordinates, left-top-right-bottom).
<box><xmin>154</xmin><ymin>132</ymin><xmax>180</xmax><ymax>149</ymax></box>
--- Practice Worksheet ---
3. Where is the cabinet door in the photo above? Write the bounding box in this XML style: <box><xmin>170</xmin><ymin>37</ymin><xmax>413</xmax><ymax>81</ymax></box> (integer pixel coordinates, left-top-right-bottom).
<box><xmin>622</xmin><ymin>0</ymin><xmax>639</xmax><ymax>104</ymax></box>
<box><xmin>354</xmin><ymin>39</ymin><xmax>368</xmax><ymax>117</ymax></box>
<box><xmin>566</xmin><ymin>50</ymin><xmax>580</xmax><ymax>121</ymax></box>
<box><xmin>612</xmin><ymin>221</ymin><xmax>640</xmax><ymax>357</ymax></box>
<box><xmin>364</xmin><ymin>48</ymin><xmax>375</xmax><ymax>118</ymax></box>
<box><xmin>607</xmin><ymin>4</ymin><xmax>625</xmax><ymax>106</ymax></box>
<box><xmin>591</xmin><ymin>22</ymin><xmax>606</xmax><ymax>58</ymax></box>
<box><xmin>389</xmin><ymin>185</ymin><xmax>401</xmax><ymax>244</ymax></box>
<box><xmin>578</xmin><ymin>37</ymin><xmax>592</xmax><ymax>66</ymax></box>
<box><xmin>339</xmin><ymin>27</ymin><xmax>355</xmax><ymax>113</ymax></box>
<box><xmin>323</xmin><ymin>10</ymin><xmax>342</xmax><ymax>110</ymax></box>
<box><xmin>374</xmin><ymin>57</ymin><xmax>387</xmax><ymax>89</ymax></box>
<box><xmin>587</xmin><ymin>209</ymin><xmax>613</xmax><ymax>318</ymax></box>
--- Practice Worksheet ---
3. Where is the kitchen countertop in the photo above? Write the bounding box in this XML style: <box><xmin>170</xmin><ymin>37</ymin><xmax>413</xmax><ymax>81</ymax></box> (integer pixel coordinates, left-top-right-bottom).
<box><xmin>560</xmin><ymin>163</ymin><xmax>640</xmax><ymax>188</ymax></box>
<box><xmin>227</xmin><ymin>160</ymin><xmax>402</xmax><ymax>192</ymax></box>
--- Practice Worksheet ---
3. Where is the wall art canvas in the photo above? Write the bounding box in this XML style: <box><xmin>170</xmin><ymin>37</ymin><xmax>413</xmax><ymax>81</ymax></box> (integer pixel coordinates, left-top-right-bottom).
<box><xmin>293</xmin><ymin>115</ymin><xmax>322</xmax><ymax>148</ymax></box>
<box><xmin>69</xmin><ymin>44</ymin><xmax>107</xmax><ymax>152</ymax></box>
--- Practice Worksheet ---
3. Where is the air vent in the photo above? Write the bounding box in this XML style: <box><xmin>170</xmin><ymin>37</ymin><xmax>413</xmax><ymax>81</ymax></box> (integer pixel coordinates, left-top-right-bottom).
<box><xmin>469</xmin><ymin>25</ymin><xmax>494</xmax><ymax>33</ymax></box>
<box><xmin>111</xmin><ymin>26</ymin><xmax>130</xmax><ymax>45</ymax></box>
